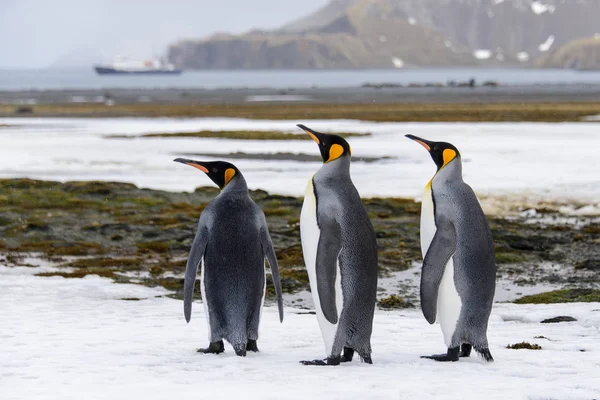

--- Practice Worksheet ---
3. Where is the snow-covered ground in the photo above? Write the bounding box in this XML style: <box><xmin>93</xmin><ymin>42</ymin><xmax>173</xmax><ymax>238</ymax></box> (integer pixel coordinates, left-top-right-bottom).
<box><xmin>1</xmin><ymin>118</ymin><xmax>599</xmax><ymax>208</ymax></box>
<box><xmin>2</xmin><ymin>264</ymin><xmax>600</xmax><ymax>400</ymax></box>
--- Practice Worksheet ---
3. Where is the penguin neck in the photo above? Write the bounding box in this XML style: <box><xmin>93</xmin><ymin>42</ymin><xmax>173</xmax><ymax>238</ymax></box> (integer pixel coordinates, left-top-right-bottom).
<box><xmin>221</xmin><ymin>174</ymin><xmax>248</xmax><ymax>195</ymax></box>
<box><xmin>316</xmin><ymin>155</ymin><xmax>350</xmax><ymax>180</ymax></box>
<box><xmin>435</xmin><ymin>157</ymin><xmax>463</xmax><ymax>182</ymax></box>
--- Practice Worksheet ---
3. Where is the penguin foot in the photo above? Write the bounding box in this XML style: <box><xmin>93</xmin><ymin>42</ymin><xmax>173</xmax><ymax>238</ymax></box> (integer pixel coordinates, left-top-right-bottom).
<box><xmin>459</xmin><ymin>344</ymin><xmax>472</xmax><ymax>358</ymax></box>
<box><xmin>421</xmin><ymin>346</ymin><xmax>460</xmax><ymax>362</ymax></box>
<box><xmin>300</xmin><ymin>356</ymin><xmax>341</xmax><ymax>366</ymax></box>
<box><xmin>247</xmin><ymin>340</ymin><xmax>259</xmax><ymax>353</ymax></box>
<box><xmin>359</xmin><ymin>354</ymin><xmax>373</xmax><ymax>364</ymax></box>
<box><xmin>233</xmin><ymin>345</ymin><xmax>247</xmax><ymax>357</ymax></box>
<box><xmin>197</xmin><ymin>340</ymin><xmax>225</xmax><ymax>354</ymax></box>
<box><xmin>340</xmin><ymin>347</ymin><xmax>354</xmax><ymax>363</ymax></box>
<box><xmin>475</xmin><ymin>347</ymin><xmax>494</xmax><ymax>362</ymax></box>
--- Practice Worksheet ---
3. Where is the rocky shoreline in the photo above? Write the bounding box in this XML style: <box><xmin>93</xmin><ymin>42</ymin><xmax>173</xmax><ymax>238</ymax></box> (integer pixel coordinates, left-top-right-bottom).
<box><xmin>1</xmin><ymin>179</ymin><xmax>598</xmax><ymax>306</ymax></box>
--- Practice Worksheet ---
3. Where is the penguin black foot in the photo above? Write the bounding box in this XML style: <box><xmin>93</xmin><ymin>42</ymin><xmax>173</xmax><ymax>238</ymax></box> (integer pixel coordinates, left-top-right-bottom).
<box><xmin>421</xmin><ymin>346</ymin><xmax>460</xmax><ymax>362</ymax></box>
<box><xmin>247</xmin><ymin>340</ymin><xmax>259</xmax><ymax>352</ymax></box>
<box><xmin>197</xmin><ymin>340</ymin><xmax>224</xmax><ymax>354</ymax></box>
<box><xmin>340</xmin><ymin>347</ymin><xmax>354</xmax><ymax>363</ymax></box>
<box><xmin>475</xmin><ymin>347</ymin><xmax>494</xmax><ymax>362</ymax></box>
<box><xmin>233</xmin><ymin>344</ymin><xmax>247</xmax><ymax>357</ymax></box>
<box><xmin>359</xmin><ymin>354</ymin><xmax>373</xmax><ymax>364</ymax></box>
<box><xmin>460</xmin><ymin>344</ymin><xmax>472</xmax><ymax>358</ymax></box>
<box><xmin>300</xmin><ymin>356</ymin><xmax>341</xmax><ymax>366</ymax></box>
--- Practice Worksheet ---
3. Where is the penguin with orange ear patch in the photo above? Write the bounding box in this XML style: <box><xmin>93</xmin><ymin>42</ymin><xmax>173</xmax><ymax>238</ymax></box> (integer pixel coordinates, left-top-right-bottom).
<box><xmin>405</xmin><ymin>135</ymin><xmax>495</xmax><ymax>362</ymax></box>
<box><xmin>297</xmin><ymin>125</ymin><xmax>378</xmax><ymax>366</ymax></box>
<box><xmin>174</xmin><ymin>159</ymin><xmax>283</xmax><ymax>357</ymax></box>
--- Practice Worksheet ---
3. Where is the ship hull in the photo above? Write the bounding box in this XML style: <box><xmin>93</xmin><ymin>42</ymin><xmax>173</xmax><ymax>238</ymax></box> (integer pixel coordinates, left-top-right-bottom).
<box><xmin>94</xmin><ymin>66</ymin><xmax>182</xmax><ymax>75</ymax></box>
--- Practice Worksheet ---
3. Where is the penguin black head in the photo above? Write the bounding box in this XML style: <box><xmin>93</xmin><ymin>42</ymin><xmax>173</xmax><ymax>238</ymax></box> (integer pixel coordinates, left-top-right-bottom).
<box><xmin>405</xmin><ymin>135</ymin><xmax>460</xmax><ymax>171</ymax></box>
<box><xmin>173</xmin><ymin>158</ymin><xmax>239</xmax><ymax>189</ymax></box>
<box><xmin>297</xmin><ymin>124</ymin><xmax>351</xmax><ymax>163</ymax></box>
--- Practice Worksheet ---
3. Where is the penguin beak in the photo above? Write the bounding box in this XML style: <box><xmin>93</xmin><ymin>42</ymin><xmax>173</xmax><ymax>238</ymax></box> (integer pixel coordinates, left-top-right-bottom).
<box><xmin>405</xmin><ymin>134</ymin><xmax>432</xmax><ymax>152</ymax></box>
<box><xmin>297</xmin><ymin>124</ymin><xmax>322</xmax><ymax>144</ymax></box>
<box><xmin>173</xmin><ymin>158</ymin><xmax>209</xmax><ymax>173</ymax></box>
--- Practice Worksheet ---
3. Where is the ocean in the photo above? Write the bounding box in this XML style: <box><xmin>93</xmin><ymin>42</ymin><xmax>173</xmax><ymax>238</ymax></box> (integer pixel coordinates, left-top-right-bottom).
<box><xmin>3</xmin><ymin>68</ymin><xmax>600</xmax><ymax>91</ymax></box>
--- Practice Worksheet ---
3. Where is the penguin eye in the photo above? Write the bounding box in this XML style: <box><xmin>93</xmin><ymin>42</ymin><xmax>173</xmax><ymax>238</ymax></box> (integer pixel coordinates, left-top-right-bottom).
<box><xmin>212</xmin><ymin>168</ymin><xmax>218</xmax><ymax>173</ymax></box>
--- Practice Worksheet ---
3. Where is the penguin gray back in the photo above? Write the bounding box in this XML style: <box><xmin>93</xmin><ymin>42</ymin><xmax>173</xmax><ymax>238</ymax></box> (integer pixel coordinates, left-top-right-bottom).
<box><xmin>173</xmin><ymin>158</ymin><xmax>284</xmax><ymax>326</ymax></box>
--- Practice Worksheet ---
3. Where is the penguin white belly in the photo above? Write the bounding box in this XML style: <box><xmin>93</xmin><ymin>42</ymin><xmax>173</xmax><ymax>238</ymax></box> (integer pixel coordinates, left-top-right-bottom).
<box><xmin>421</xmin><ymin>184</ymin><xmax>462</xmax><ymax>346</ymax></box>
<box><xmin>258</xmin><ymin>261</ymin><xmax>266</xmax><ymax>329</ymax></box>
<box><xmin>420</xmin><ymin>183</ymin><xmax>437</xmax><ymax>255</ymax></box>
<box><xmin>300</xmin><ymin>179</ymin><xmax>343</xmax><ymax>356</ymax></box>
<box><xmin>200</xmin><ymin>258</ymin><xmax>212</xmax><ymax>338</ymax></box>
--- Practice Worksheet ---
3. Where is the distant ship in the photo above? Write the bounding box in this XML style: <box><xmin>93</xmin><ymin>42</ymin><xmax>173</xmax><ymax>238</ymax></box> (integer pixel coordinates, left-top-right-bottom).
<box><xmin>94</xmin><ymin>57</ymin><xmax>182</xmax><ymax>75</ymax></box>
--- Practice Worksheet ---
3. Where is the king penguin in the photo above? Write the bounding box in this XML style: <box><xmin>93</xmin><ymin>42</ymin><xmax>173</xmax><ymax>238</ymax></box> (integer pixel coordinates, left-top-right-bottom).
<box><xmin>174</xmin><ymin>158</ymin><xmax>284</xmax><ymax>357</ymax></box>
<box><xmin>297</xmin><ymin>124</ymin><xmax>378</xmax><ymax>366</ymax></box>
<box><xmin>405</xmin><ymin>135</ymin><xmax>495</xmax><ymax>362</ymax></box>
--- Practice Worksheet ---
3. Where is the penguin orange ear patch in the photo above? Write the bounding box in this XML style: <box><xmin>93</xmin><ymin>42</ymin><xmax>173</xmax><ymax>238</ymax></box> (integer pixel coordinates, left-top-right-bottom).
<box><xmin>327</xmin><ymin>144</ymin><xmax>345</xmax><ymax>162</ymax></box>
<box><xmin>442</xmin><ymin>149</ymin><xmax>456</xmax><ymax>166</ymax></box>
<box><xmin>224</xmin><ymin>168</ymin><xmax>236</xmax><ymax>185</ymax></box>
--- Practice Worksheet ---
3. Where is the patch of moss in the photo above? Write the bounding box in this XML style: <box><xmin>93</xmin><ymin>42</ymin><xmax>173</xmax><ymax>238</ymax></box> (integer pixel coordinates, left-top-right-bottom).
<box><xmin>63</xmin><ymin>181</ymin><xmax>137</xmax><ymax>195</ymax></box>
<box><xmin>149</xmin><ymin>265</ymin><xmax>165</xmax><ymax>275</ymax></box>
<box><xmin>109</xmin><ymin>130</ymin><xmax>370</xmax><ymax>141</ymax></box>
<box><xmin>276</xmin><ymin>246</ymin><xmax>304</xmax><ymax>267</ymax></box>
<box><xmin>36</xmin><ymin>269</ymin><xmax>116</xmax><ymax>279</ymax></box>
<box><xmin>137</xmin><ymin>241</ymin><xmax>169</xmax><ymax>254</ymax></box>
<box><xmin>263</xmin><ymin>206</ymin><xmax>294</xmax><ymax>217</ymax></box>
<box><xmin>378</xmin><ymin>294</ymin><xmax>414</xmax><ymax>309</ymax></box>
<box><xmin>280</xmin><ymin>268</ymin><xmax>309</xmax><ymax>284</ymax></box>
<box><xmin>59</xmin><ymin>257</ymin><xmax>142</xmax><ymax>270</ymax></box>
<box><xmin>145</xmin><ymin>277</ymin><xmax>184</xmax><ymax>291</ymax></box>
<box><xmin>495</xmin><ymin>252</ymin><xmax>528</xmax><ymax>264</ymax></box>
<box><xmin>514</xmin><ymin>289</ymin><xmax>600</xmax><ymax>304</ymax></box>
<box><xmin>7</xmin><ymin>102</ymin><xmax>600</xmax><ymax>122</ymax></box>
<box><xmin>507</xmin><ymin>342</ymin><xmax>542</xmax><ymax>350</ymax></box>
<box><xmin>15</xmin><ymin>241</ymin><xmax>107</xmax><ymax>256</ymax></box>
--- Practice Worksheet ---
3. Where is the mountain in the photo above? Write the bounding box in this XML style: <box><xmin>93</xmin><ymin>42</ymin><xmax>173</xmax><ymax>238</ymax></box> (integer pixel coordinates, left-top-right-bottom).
<box><xmin>168</xmin><ymin>0</ymin><xmax>600</xmax><ymax>69</ymax></box>
<box><xmin>536</xmin><ymin>36</ymin><xmax>600</xmax><ymax>70</ymax></box>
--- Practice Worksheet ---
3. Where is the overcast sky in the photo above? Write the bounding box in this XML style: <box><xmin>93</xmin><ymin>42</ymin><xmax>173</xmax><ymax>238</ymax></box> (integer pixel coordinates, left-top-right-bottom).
<box><xmin>0</xmin><ymin>0</ymin><xmax>328</xmax><ymax>69</ymax></box>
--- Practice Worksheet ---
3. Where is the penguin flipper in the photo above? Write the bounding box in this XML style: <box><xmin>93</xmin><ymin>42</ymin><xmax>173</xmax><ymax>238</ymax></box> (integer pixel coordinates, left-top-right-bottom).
<box><xmin>260</xmin><ymin>220</ymin><xmax>284</xmax><ymax>322</ymax></box>
<box><xmin>315</xmin><ymin>215</ymin><xmax>342</xmax><ymax>325</ymax></box>
<box><xmin>184</xmin><ymin>221</ymin><xmax>209</xmax><ymax>323</ymax></box>
<box><xmin>421</xmin><ymin>219</ymin><xmax>456</xmax><ymax>324</ymax></box>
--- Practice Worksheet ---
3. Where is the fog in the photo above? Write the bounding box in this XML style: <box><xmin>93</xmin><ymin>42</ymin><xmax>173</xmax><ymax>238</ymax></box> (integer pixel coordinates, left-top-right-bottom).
<box><xmin>0</xmin><ymin>0</ymin><xmax>328</xmax><ymax>68</ymax></box>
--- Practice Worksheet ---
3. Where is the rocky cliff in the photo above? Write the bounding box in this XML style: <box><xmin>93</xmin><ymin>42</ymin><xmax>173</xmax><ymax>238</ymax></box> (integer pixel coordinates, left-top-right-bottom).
<box><xmin>168</xmin><ymin>0</ymin><xmax>600</xmax><ymax>69</ymax></box>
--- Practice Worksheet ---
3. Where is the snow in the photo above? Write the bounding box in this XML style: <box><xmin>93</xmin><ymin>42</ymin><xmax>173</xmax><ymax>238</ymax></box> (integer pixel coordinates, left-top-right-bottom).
<box><xmin>392</xmin><ymin>57</ymin><xmax>404</xmax><ymax>68</ymax></box>
<box><xmin>1</xmin><ymin>118</ymin><xmax>599</xmax><ymax>207</ymax></box>
<box><xmin>531</xmin><ymin>1</ymin><xmax>556</xmax><ymax>14</ymax></box>
<box><xmin>516</xmin><ymin>51</ymin><xmax>530</xmax><ymax>62</ymax></box>
<box><xmin>2</xmin><ymin>264</ymin><xmax>600</xmax><ymax>400</ymax></box>
<box><xmin>408</xmin><ymin>17</ymin><xmax>416</xmax><ymax>25</ymax></box>
<box><xmin>538</xmin><ymin>35</ymin><xmax>555</xmax><ymax>52</ymax></box>
<box><xmin>473</xmin><ymin>49</ymin><xmax>492</xmax><ymax>60</ymax></box>
<box><xmin>492</xmin><ymin>0</ymin><xmax>505</xmax><ymax>4</ymax></box>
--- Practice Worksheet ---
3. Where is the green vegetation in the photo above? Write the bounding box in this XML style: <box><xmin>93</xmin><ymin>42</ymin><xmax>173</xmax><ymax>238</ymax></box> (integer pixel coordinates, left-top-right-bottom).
<box><xmin>1</xmin><ymin>178</ymin><xmax>598</xmax><ymax>298</ymax></box>
<box><xmin>109</xmin><ymin>130</ymin><xmax>370</xmax><ymax>140</ymax></box>
<box><xmin>514</xmin><ymin>289</ymin><xmax>600</xmax><ymax>304</ymax></box>
<box><xmin>506</xmin><ymin>342</ymin><xmax>542</xmax><ymax>350</ymax></box>
<box><xmin>495</xmin><ymin>252</ymin><xmax>528</xmax><ymax>264</ymax></box>
<box><xmin>378</xmin><ymin>295</ymin><xmax>414</xmax><ymax>309</ymax></box>
<box><xmin>3</xmin><ymin>102</ymin><xmax>600</xmax><ymax>122</ymax></box>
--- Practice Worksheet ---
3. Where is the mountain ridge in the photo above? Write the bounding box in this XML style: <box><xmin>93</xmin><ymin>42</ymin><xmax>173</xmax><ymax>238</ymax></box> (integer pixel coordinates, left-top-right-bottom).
<box><xmin>168</xmin><ymin>0</ymin><xmax>600</xmax><ymax>69</ymax></box>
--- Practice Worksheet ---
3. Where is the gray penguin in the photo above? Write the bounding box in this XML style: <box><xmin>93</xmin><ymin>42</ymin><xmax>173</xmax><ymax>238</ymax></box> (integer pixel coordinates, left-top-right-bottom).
<box><xmin>297</xmin><ymin>124</ymin><xmax>378</xmax><ymax>366</ymax></box>
<box><xmin>405</xmin><ymin>135</ymin><xmax>495</xmax><ymax>362</ymax></box>
<box><xmin>174</xmin><ymin>158</ymin><xmax>284</xmax><ymax>357</ymax></box>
